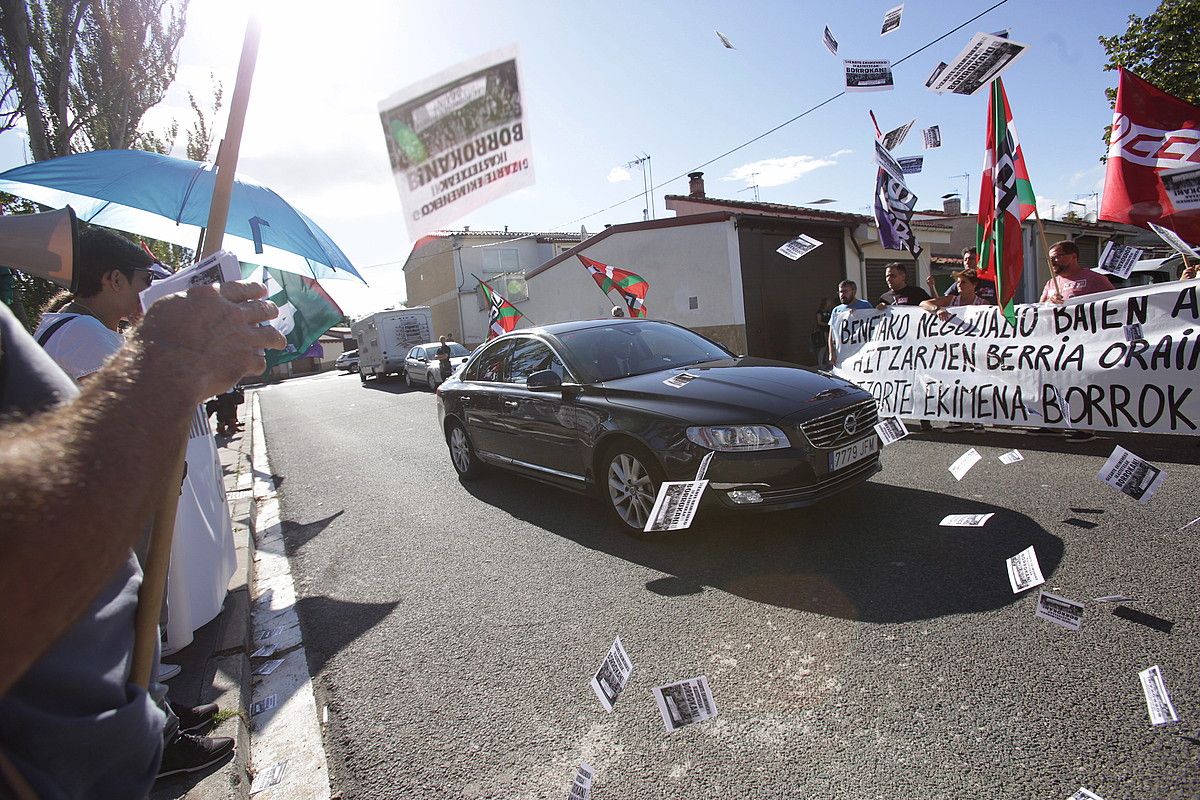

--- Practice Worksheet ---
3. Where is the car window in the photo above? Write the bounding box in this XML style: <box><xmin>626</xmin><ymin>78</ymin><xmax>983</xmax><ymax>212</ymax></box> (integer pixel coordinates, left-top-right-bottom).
<box><xmin>448</xmin><ymin>343</ymin><xmax>470</xmax><ymax>356</ymax></box>
<box><xmin>506</xmin><ymin>337</ymin><xmax>569</xmax><ymax>384</ymax></box>
<box><xmin>557</xmin><ymin>322</ymin><xmax>731</xmax><ymax>382</ymax></box>
<box><xmin>463</xmin><ymin>340</ymin><xmax>511</xmax><ymax>383</ymax></box>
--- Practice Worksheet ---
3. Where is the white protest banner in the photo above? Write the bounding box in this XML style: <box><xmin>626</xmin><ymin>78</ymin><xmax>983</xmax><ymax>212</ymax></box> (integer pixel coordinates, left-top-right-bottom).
<box><xmin>844</xmin><ymin>60</ymin><xmax>894</xmax><ymax>92</ymax></box>
<box><xmin>1096</xmin><ymin>241</ymin><xmax>1144</xmax><ymax>279</ymax></box>
<box><xmin>1138</xmin><ymin>665</ymin><xmax>1179</xmax><ymax>726</ymax></box>
<box><xmin>566</xmin><ymin>763</ymin><xmax>594</xmax><ymax>800</ymax></box>
<box><xmin>923</xmin><ymin>125</ymin><xmax>942</xmax><ymax>149</ymax></box>
<box><xmin>1160</xmin><ymin>163</ymin><xmax>1200</xmax><ymax>212</ymax></box>
<box><xmin>874</xmin><ymin>416</ymin><xmax>908</xmax><ymax>446</ymax></box>
<box><xmin>1035</xmin><ymin>591</ymin><xmax>1084</xmax><ymax>632</ymax></box>
<box><xmin>777</xmin><ymin>233</ymin><xmax>823</xmax><ymax>260</ymax></box>
<box><xmin>1097</xmin><ymin>445</ymin><xmax>1166</xmax><ymax>503</ymax></box>
<box><xmin>881</xmin><ymin>118</ymin><xmax>916</xmax><ymax>151</ymax></box>
<box><xmin>1147</xmin><ymin>220</ymin><xmax>1199</xmax><ymax>257</ymax></box>
<box><xmin>1006</xmin><ymin>546</ymin><xmax>1045</xmax><ymax>594</ymax></box>
<box><xmin>940</xmin><ymin>513</ymin><xmax>994</xmax><ymax>527</ymax></box>
<box><xmin>829</xmin><ymin>284</ymin><xmax>1200</xmax><ymax>435</ymax></box>
<box><xmin>924</xmin><ymin>32</ymin><xmax>1030</xmax><ymax>96</ymax></box>
<box><xmin>651</xmin><ymin>676</ymin><xmax>717</xmax><ymax>732</ymax></box>
<box><xmin>823</xmin><ymin>26</ymin><xmax>838</xmax><ymax>56</ymax></box>
<box><xmin>880</xmin><ymin>4</ymin><xmax>903</xmax><ymax>35</ymax></box>
<box><xmin>948</xmin><ymin>448</ymin><xmax>981</xmax><ymax>481</ymax></box>
<box><xmin>590</xmin><ymin>637</ymin><xmax>633</xmax><ymax>713</ymax></box>
<box><xmin>899</xmin><ymin>156</ymin><xmax>923</xmax><ymax>175</ymax></box>
<box><xmin>1068</xmin><ymin>789</ymin><xmax>1104</xmax><ymax>800</ymax></box>
<box><xmin>645</xmin><ymin>480</ymin><xmax>708</xmax><ymax>532</ymax></box>
<box><xmin>379</xmin><ymin>45</ymin><xmax>534</xmax><ymax>240</ymax></box>
<box><xmin>998</xmin><ymin>449</ymin><xmax>1024</xmax><ymax>464</ymax></box>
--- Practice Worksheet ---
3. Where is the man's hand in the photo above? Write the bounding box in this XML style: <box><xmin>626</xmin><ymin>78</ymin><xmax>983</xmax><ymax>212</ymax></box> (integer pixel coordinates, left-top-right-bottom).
<box><xmin>1183</xmin><ymin>264</ymin><xmax>1198</xmax><ymax>281</ymax></box>
<box><xmin>136</xmin><ymin>281</ymin><xmax>286</xmax><ymax>402</ymax></box>
<box><xmin>876</xmin><ymin>303</ymin><xmax>887</xmax><ymax>311</ymax></box>
<box><xmin>925</xmin><ymin>275</ymin><xmax>937</xmax><ymax>293</ymax></box>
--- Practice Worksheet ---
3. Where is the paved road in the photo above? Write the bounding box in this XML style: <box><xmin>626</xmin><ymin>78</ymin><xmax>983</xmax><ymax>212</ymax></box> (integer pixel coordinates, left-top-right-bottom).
<box><xmin>258</xmin><ymin>370</ymin><xmax>1199</xmax><ymax>800</ymax></box>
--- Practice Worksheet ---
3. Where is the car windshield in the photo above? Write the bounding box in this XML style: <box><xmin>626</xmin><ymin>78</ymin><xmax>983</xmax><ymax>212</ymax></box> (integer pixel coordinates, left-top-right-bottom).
<box><xmin>446</xmin><ymin>344</ymin><xmax>470</xmax><ymax>356</ymax></box>
<box><xmin>557</xmin><ymin>321</ymin><xmax>731</xmax><ymax>383</ymax></box>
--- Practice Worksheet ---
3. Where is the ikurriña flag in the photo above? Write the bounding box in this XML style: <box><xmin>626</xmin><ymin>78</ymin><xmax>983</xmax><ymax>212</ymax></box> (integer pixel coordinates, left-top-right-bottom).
<box><xmin>240</xmin><ymin>262</ymin><xmax>343</xmax><ymax>369</ymax></box>
<box><xmin>977</xmin><ymin>77</ymin><xmax>1036</xmax><ymax>325</ymax></box>
<box><xmin>479</xmin><ymin>279</ymin><xmax>523</xmax><ymax>339</ymax></box>
<box><xmin>577</xmin><ymin>254</ymin><xmax>649</xmax><ymax>318</ymax></box>
<box><xmin>1100</xmin><ymin>67</ymin><xmax>1200</xmax><ymax>241</ymax></box>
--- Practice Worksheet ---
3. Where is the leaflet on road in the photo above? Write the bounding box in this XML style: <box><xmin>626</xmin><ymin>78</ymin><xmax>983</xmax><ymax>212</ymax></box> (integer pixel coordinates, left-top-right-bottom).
<box><xmin>948</xmin><ymin>448</ymin><xmax>982</xmax><ymax>481</ymax></box>
<box><xmin>590</xmin><ymin>636</ymin><xmax>634</xmax><ymax>713</ymax></box>
<box><xmin>644</xmin><ymin>480</ymin><xmax>708</xmax><ymax>532</ymax></box>
<box><xmin>940</xmin><ymin>513</ymin><xmax>994</xmax><ymax>527</ymax></box>
<box><xmin>1068</xmin><ymin>789</ymin><xmax>1104</xmax><ymax>800</ymax></box>
<box><xmin>1097</xmin><ymin>446</ymin><xmax>1166</xmax><ymax>504</ymax></box>
<box><xmin>652</xmin><ymin>676</ymin><xmax>718</xmax><ymax>732</ymax></box>
<box><xmin>566</xmin><ymin>762</ymin><xmax>594</xmax><ymax>800</ymax></box>
<box><xmin>249</xmin><ymin>760</ymin><xmax>288</xmax><ymax>794</ymax></box>
<box><xmin>998</xmin><ymin>449</ymin><xmax>1024</xmax><ymax>464</ymax></box>
<box><xmin>1035</xmin><ymin>591</ymin><xmax>1084</xmax><ymax>632</ymax></box>
<box><xmin>1138</xmin><ymin>665</ymin><xmax>1179</xmax><ymax>726</ymax></box>
<box><xmin>874</xmin><ymin>416</ymin><xmax>909</xmax><ymax>446</ymax></box>
<box><xmin>1092</xmin><ymin>594</ymin><xmax>1136</xmax><ymax>604</ymax></box>
<box><xmin>1006</xmin><ymin>546</ymin><xmax>1045</xmax><ymax>594</ymax></box>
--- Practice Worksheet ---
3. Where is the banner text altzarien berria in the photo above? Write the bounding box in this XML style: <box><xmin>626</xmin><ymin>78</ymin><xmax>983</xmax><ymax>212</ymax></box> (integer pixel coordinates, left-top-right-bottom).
<box><xmin>831</xmin><ymin>283</ymin><xmax>1199</xmax><ymax>434</ymax></box>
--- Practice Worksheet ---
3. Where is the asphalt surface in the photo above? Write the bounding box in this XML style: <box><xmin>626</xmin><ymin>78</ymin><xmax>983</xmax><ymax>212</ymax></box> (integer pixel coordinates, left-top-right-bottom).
<box><xmin>259</xmin><ymin>370</ymin><xmax>1199</xmax><ymax>800</ymax></box>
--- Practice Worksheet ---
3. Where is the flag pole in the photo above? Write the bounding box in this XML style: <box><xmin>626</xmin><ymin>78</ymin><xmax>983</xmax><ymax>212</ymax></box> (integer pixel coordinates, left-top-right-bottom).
<box><xmin>471</xmin><ymin>272</ymin><xmax>537</xmax><ymax>327</ymax></box>
<box><xmin>1030</xmin><ymin>205</ymin><xmax>1061</xmax><ymax>301</ymax></box>
<box><xmin>130</xmin><ymin>14</ymin><xmax>262</xmax><ymax>690</ymax></box>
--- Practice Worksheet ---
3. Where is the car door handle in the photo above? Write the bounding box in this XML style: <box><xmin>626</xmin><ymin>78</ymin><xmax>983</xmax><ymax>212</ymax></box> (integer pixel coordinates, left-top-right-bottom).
<box><xmin>503</xmin><ymin>400</ymin><xmax>518</xmax><ymax>408</ymax></box>
<box><xmin>459</xmin><ymin>395</ymin><xmax>472</xmax><ymax>404</ymax></box>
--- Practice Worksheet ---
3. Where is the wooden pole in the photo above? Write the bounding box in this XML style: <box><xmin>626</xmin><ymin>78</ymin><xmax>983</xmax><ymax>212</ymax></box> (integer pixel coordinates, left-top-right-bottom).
<box><xmin>130</xmin><ymin>14</ymin><xmax>262</xmax><ymax>690</ymax></box>
<box><xmin>1030</xmin><ymin>205</ymin><xmax>1061</xmax><ymax>300</ymax></box>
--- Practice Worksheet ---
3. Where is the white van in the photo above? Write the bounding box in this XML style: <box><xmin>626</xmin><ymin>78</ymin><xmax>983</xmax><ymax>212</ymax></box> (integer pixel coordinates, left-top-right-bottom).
<box><xmin>350</xmin><ymin>307</ymin><xmax>434</xmax><ymax>382</ymax></box>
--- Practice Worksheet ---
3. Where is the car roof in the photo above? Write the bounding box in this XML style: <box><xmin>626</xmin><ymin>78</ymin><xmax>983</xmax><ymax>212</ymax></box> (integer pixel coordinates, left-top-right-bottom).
<box><xmin>508</xmin><ymin>318</ymin><xmax>663</xmax><ymax>338</ymax></box>
<box><xmin>414</xmin><ymin>341</ymin><xmax>463</xmax><ymax>348</ymax></box>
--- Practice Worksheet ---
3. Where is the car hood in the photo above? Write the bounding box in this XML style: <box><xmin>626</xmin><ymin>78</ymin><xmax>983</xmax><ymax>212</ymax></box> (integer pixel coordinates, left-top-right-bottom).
<box><xmin>597</xmin><ymin>358</ymin><xmax>871</xmax><ymax>425</ymax></box>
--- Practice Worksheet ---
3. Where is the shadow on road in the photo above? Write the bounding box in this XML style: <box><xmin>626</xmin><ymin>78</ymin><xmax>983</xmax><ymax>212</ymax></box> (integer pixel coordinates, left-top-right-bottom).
<box><xmin>357</xmin><ymin>375</ymin><xmax>429</xmax><ymax>396</ymax></box>
<box><xmin>294</xmin><ymin>595</ymin><xmax>402</xmax><ymax>674</ymax></box>
<box><xmin>281</xmin><ymin>511</ymin><xmax>345</xmax><ymax>555</ymax></box>
<box><xmin>460</xmin><ymin>473</ymin><xmax>1063</xmax><ymax>624</ymax></box>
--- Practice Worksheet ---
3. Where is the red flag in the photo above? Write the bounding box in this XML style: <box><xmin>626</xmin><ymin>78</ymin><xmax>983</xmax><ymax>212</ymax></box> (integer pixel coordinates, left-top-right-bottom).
<box><xmin>1100</xmin><ymin>67</ymin><xmax>1200</xmax><ymax>240</ymax></box>
<box><xmin>577</xmin><ymin>254</ymin><xmax>649</xmax><ymax>318</ymax></box>
<box><xmin>479</xmin><ymin>280</ymin><xmax>523</xmax><ymax>340</ymax></box>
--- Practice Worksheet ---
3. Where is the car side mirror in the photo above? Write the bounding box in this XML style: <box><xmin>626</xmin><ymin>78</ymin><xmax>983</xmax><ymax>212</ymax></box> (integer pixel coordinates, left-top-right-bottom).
<box><xmin>527</xmin><ymin>369</ymin><xmax>562</xmax><ymax>391</ymax></box>
<box><xmin>417</xmin><ymin>357</ymin><xmax>427</xmax><ymax>362</ymax></box>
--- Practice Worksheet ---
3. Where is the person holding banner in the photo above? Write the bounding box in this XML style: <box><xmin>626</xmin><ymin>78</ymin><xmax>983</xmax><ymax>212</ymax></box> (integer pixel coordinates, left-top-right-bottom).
<box><xmin>919</xmin><ymin>269</ymin><xmax>989</xmax><ymax>321</ymax></box>
<box><xmin>1039</xmin><ymin>241</ymin><xmax>1113</xmax><ymax>303</ymax></box>
<box><xmin>927</xmin><ymin>248</ymin><xmax>996</xmax><ymax>304</ymax></box>
<box><xmin>827</xmin><ymin>280</ymin><xmax>872</xmax><ymax>368</ymax></box>
<box><xmin>876</xmin><ymin>263</ymin><xmax>930</xmax><ymax>309</ymax></box>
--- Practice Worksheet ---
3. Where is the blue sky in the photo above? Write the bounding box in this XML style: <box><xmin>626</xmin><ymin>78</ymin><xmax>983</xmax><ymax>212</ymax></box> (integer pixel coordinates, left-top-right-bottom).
<box><xmin>0</xmin><ymin>0</ymin><xmax>1159</xmax><ymax>314</ymax></box>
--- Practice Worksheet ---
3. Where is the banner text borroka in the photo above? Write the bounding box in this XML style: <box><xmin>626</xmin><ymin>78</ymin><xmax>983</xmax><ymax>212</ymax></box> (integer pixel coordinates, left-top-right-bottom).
<box><xmin>830</xmin><ymin>283</ymin><xmax>1200</xmax><ymax>434</ymax></box>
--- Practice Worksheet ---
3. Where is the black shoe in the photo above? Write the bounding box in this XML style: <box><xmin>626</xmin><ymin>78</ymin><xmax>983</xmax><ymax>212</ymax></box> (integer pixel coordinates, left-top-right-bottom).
<box><xmin>1063</xmin><ymin>430</ymin><xmax>1096</xmax><ymax>442</ymax></box>
<box><xmin>919</xmin><ymin>420</ymin><xmax>933</xmax><ymax>431</ymax></box>
<box><xmin>173</xmin><ymin>702</ymin><xmax>219</xmax><ymax>734</ymax></box>
<box><xmin>157</xmin><ymin>733</ymin><xmax>235</xmax><ymax>778</ymax></box>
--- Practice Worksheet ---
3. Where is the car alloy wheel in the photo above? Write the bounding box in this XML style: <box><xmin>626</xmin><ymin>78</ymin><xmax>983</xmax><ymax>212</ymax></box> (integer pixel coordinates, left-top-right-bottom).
<box><xmin>427</xmin><ymin>371</ymin><xmax>438</xmax><ymax>390</ymax></box>
<box><xmin>404</xmin><ymin>369</ymin><xmax>412</xmax><ymax>387</ymax></box>
<box><xmin>604</xmin><ymin>445</ymin><xmax>662</xmax><ymax>533</ymax></box>
<box><xmin>448</xmin><ymin>421</ymin><xmax>484</xmax><ymax>479</ymax></box>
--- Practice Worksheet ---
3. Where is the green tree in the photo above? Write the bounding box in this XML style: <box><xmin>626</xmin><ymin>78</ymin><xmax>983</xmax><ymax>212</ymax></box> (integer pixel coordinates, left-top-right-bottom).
<box><xmin>1099</xmin><ymin>0</ymin><xmax>1200</xmax><ymax>155</ymax></box>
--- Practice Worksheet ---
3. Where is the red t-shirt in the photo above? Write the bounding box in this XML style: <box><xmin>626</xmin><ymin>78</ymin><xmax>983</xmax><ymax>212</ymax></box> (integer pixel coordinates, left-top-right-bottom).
<box><xmin>1039</xmin><ymin>269</ymin><xmax>1114</xmax><ymax>302</ymax></box>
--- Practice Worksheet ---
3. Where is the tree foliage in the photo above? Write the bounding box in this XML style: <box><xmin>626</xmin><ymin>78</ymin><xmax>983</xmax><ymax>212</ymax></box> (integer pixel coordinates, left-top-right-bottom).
<box><xmin>1099</xmin><ymin>0</ymin><xmax>1200</xmax><ymax>153</ymax></box>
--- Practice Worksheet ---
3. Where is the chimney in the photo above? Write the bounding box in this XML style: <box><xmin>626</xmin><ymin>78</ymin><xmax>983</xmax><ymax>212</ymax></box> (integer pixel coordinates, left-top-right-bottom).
<box><xmin>463</xmin><ymin>225</ymin><xmax>470</xmax><ymax>232</ymax></box>
<box><xmin>688</xmin><ymin>171</ymin><xmax>706</xmax><ymax>199</ymax></box>
<box><xmin>943</xmin><ymin>197</ymin><xmax>962</xmax><ymax>215</ymax></box>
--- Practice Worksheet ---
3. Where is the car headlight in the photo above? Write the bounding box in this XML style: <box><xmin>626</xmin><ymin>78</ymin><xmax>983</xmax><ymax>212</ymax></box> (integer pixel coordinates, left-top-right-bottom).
<box><xmin>685</xmin><ymin>425</ymin><xmax>790</xmax><ymax>451</ymax></box>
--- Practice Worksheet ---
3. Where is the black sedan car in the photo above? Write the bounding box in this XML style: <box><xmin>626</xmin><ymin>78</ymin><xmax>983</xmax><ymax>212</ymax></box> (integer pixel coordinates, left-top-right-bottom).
<box><xmin>436</xmin><ymin>318</ymin><xmax>881</xmax><ymax>534</ymax></box>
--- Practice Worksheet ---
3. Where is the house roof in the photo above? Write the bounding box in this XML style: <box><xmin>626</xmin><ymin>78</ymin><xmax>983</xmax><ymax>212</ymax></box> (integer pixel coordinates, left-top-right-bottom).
<box><xmin>664</xmin><ymin>194</ymin><xmax>872</xmax><ymax>224</ymax></box>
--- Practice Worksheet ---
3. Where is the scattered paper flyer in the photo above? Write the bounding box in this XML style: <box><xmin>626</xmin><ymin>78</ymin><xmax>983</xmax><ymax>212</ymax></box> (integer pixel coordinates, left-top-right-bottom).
<box><xmin>1096</xmin><ymin>241</ymin><xmax>1144</xmax><ymax>279</ymax></box>
<box><xmin>1147</xmin><ymin>220</ymin><xmax>1200</xmax><ymax>257</ymax></box>
<box><xmin>776</xmin><ymin>233</ymin><xmax>823</xmax><ymax>260</ymax></box>
<box><xmin>948</xmin><ymin>448</ymin><xmax>982</xmax><ymax>481</ymax></box>
<box><xmin>1097</xmin><ymin>446</ymin><xmax>1166</xmax><ymax>504</ymax></box>
<box><xmin>652</xmin><ymin>676</ymin><xmax>718</xmax><ymax>732</ymax></box>
<box><xmin>1092</xmin><ymin>595</ymin><xmax>1135</xmax><ymax>604</ymax></box>
<box><xmin>1138</xmin><ymin>665</ymin><xmax>1179</xmax><ymax>726</ymax></box>
<box><xmin>694</xmin><ymin>450</ymin><xmax>715</xmax><ymax>481</ymax></box>
<box><xmin>1068</xmin><ymin>789</ymin><xmax>1104</xmax><ymax>800</ymax></box>
<box><xmin>998</xmin><ymin>449</ymin><xmax>1024</xmax><ymax>464</ymax></box>
<box><xmin>566</xmin><ymin>762</ymin><xmax>594</xmax><ymax>800</ymax></box>
<box><xmin>139</xmin><ymin>250</ymin><xmax>241</xmax><ymax>311</ymax></box>
<box><xmin>880</xmin><ymin>118</ymin><xmax>915</xmax><ymax>151</ymax></box>
<box><xmin>590</xmin><ymin>636</ymin><xmax>634</xmax><ymax>713</ymax></box>
<box><xmin>874</xmin><ymin>140</ymin><xmax>907</xmax><ymax>183</ymax></box>
<box><xmin>844</xmin><ymin>60</ymin><xmax>894</xmax><ymax>92</ymax></box>
<box><xmin>1006</xmin><ymin>546</ymin><xmax>1045</xmax><ymax>594</ymax></box>
<box><xmin>644</xmin><ymin>480</ymin><xmax>708</xmax><ymax>532</ymax></box>
<box><xmin>1035</xmin><ymin>591</ymin><xmax>1084</xmax><ymax>632</ymax></box>
<box><xmin>249</xmin><ymin>760</ymin><xmax>288</xmax><ymax>794</ymax></box>
<box><xmin>663</xmin><ymin>372</ymin><xmax>697</xmax><ymax>389</ymax></box>
<box><xmin>254</xmin><ymin>658</ymin><xmax>285</xmax><ymax>676</ymax></box>
<box><xmin>823</xmin><ymin>26</ymin><xmax>838</xmax><ymax>56</ymax></box>
<box><xmin>940</xmin><ymin>513</ymin><xmax>994</xmax><ymax>527</ymax></box>
<box><xmin>898</xmin><ymin>156</ymin><xmax>923</xmax><ymax>175</ymax></box>
<box><xmin>1123</xmin><ymin>322</ymin><xmax>1144</xmax><ymax>342</ymax></box>
<box><xmin>924</xmin><ymin>32</ymin><xmax>1030</xmax><ymax>96</ymax></box>
<box><xmin>874</xmin><ymin>416</ymin><xmax>908</xmax><ymax>446</ymax></box>
<box><xmin>715</xmin><ymin>31</ymin><xmax>735</xmax><ymax>49</ymax></box>
<box><xmin>250</xmin><ymin>694</ymin><xmax>279</xmax><ymax>717</ymax></box>
<box><xmin>257</xmin><ymin>626</ymin><xmax>285</xmax><ymax>641</ymax></box>
<box><xmin>250</xmin><ymin>643</ymin><xmax>278</xmax><ymax>658</ymax></box>
<box><xmin>1160</xmin><ymin>163</ymin><xmax>1200</xmax><ymax>212</ymax></box>
<box><xmin>1180</xmin><ymin>515</ymin><xmax>1200</xmax><ymax>531</ymax></box>
<box><xmin>880</xmin><ymin>4</ymin><xmax>903</xmax><ymax>35</ymax></box>
<box><xmin>922</xmin><ymin>125</ymin><xmax>942</xmax><ymax>149</ymax></box>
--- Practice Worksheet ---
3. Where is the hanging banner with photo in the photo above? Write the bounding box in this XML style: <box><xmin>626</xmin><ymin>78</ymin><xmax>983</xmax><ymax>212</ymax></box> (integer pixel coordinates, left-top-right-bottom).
<box><xmin>829</xmin><ymin>283</ymin><xmax>1200</xmax><ymax>435</ymax></box>
<box><xmin>874</xmin><ymin>170</ymin><xmax>923</xmax><ymax>258</ymax></box>
<box><xmin>379</xmin><ymin>45</ymin><xmax>535</xmax><ymax>240</ymax></box>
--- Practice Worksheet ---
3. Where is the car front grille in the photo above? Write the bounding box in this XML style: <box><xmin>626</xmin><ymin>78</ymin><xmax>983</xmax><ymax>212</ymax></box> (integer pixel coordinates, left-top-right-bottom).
<box><xmin>797</xmin><ymin>399</ymin><xmax>879</xmax><ymax>449</ymax></box>
<box><xmin>755</xmin><ymin>455</ymin><xmax>881</xmax><ymax>505</ymax></box>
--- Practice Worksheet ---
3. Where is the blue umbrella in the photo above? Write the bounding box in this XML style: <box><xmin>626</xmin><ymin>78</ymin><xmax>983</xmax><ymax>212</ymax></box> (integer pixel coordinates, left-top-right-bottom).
<box><xmin>0</xmin><ymin>149</ymin><xmax>365</xmax><ymax>282</ymax></box>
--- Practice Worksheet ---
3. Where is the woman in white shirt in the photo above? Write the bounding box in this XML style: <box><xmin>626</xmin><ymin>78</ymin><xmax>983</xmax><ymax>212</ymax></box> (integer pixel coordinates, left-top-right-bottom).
<box><xmin>919</xmin><ymin>268</ymin><xmax>989</xmax><ymax>321</ymax></box>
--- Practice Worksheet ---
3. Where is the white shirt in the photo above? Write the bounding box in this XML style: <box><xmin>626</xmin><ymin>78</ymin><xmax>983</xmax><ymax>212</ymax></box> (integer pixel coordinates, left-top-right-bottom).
<box><xmin>33</xmin><ymin>312</ymin><xmax>125</xmax><ymax>382</ymax></box>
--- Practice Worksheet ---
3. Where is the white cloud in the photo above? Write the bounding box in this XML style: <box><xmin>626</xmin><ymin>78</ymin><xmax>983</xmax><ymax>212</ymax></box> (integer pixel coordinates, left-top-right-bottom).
<box><xmin>607</xmin><ymin>166</ymin><xmax>632</xmax><ymax>183</ymax></box>
<box><xmin>722</xmin><ymin>155</ymin><xmax>839</xmax><ymax>188</ymax></box>
<box><xmin>828</xmin><ymin>148</ymin><xmax>853</xmax><ymax>159</ymax></box>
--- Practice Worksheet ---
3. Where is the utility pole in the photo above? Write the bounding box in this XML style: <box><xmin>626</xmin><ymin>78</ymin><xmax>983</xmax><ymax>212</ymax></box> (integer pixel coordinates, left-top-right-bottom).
<box><xmin>626</xmin><ymin>154</ymin><xmax>654</xmax><ymax>220</ymax></box>
<box><xmin>949</xmin><ymin>173</ymin><xmax>970</xmax><ymax>214</ymax></box>
<box><xmin>737</xmin><ymin>174</ymin><xmax>760</xmax><ymax>202</ymax></box>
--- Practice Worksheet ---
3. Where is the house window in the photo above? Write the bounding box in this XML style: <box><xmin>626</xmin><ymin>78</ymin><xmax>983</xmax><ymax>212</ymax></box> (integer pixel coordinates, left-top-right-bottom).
<box><xmin>477</xmin><ymin>271</ymin><xmax>529</xmax><ymax>310</ymax></box>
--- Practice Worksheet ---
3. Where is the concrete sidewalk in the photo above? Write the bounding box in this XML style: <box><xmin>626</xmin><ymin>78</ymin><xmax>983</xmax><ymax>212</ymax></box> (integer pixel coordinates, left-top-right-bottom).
<box><xmin>151</xmin><ymin>402</ymin><xmax>257</xmax><ymax>800</ymax></box>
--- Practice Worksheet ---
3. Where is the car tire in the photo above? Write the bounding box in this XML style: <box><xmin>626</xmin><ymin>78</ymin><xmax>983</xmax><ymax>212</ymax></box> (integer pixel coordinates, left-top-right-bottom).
<box><xmin>599</xmin><ymin>441</ymin><xmax>664</xmax><ymax>536</ymax></box>
<box><xmin>447</xmin><ymin>419</ymin><xmax>485</xmax><ymax>479</ymax></box>
<box><xmin>404</xmin><ymin>369</ymin><xmax>412</xmax><ymax>388</ymax></box>
<box><xmin>427</xmin><ymin>371</ymin><xmax>437</xmax><ymax>391</ymax></box>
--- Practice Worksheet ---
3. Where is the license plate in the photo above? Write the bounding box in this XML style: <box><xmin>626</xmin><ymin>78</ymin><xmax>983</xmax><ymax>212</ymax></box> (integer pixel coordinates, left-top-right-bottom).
<box><xmin>829</xmin><ymin>436</ymin><xmax>878</xmax><ymax>471</ymax></box>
